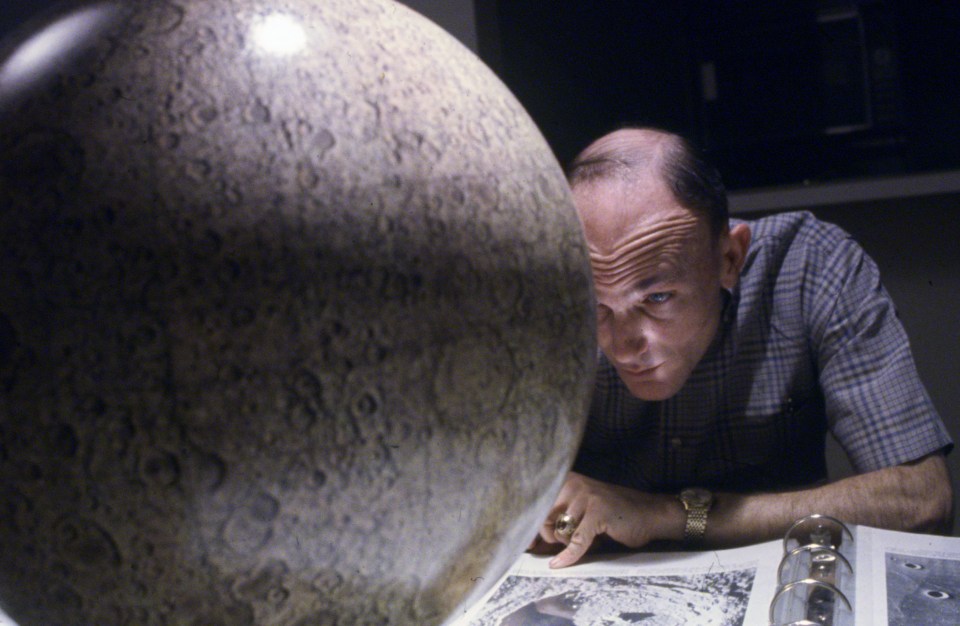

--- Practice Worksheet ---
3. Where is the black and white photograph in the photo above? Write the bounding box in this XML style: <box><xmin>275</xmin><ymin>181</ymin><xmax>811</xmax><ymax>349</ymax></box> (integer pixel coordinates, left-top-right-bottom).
<box><xmin>886</xmin><ymin>552</ymin><xmax>960</xmax><ymax>625</ymax></box>
<box><xmin>465</xmin><ymin>568</ymin><xmax>756</xmax><ymax>626</ymax></box>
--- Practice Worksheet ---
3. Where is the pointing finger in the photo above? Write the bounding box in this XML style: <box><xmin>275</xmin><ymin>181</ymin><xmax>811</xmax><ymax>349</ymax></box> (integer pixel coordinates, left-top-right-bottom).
<box><xmin>549</xmin><ymin>520</ymin><xmax>595</xmax><ymax>568</ymax></box>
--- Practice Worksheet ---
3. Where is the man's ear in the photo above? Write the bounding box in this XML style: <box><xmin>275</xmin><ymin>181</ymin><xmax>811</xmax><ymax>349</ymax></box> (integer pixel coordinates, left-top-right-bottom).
<box><xmin>720</xmin><ymin>223</ymin><xmax>751</xmax><ymax>290</ymax></box>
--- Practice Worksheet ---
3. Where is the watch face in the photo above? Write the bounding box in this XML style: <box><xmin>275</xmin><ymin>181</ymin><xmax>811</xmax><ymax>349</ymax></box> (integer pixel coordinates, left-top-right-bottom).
<box><xmin>681</xmin><ymin>488</ymin><xmax>712</xmax><ymax>506</ymax></box>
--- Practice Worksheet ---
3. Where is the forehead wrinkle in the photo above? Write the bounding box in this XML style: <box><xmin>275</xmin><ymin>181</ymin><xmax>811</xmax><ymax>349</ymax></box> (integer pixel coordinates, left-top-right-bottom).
<box><xmin>590</xmin><ymin>248</ymin><xmax>684</xmax><ymax>289</ymax></box>
<box><xmin>591</xmin><ymin>259</ymin><xmax>682</xmax><ymax>290</ymax></box>
<box><xmin>587</xmin><ymin>213</ymin><xmax>699</xmax><ymax>287</ymax></box>
<box><xmin>587</xmin><ymin>213</ymin><xmax>699</xmax><ymax>259</ymax></box>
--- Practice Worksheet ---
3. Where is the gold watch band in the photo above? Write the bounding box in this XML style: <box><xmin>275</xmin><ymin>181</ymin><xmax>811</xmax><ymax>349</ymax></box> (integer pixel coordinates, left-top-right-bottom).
<box><xmin>679</xmin><ymin>487</ymin><xmax>712</xmax><ymax>543</ymax></box>
<box><xmin>684</xmin><ymin>507</ymin><xmax>708</xmax><ymax>540</ymax></box>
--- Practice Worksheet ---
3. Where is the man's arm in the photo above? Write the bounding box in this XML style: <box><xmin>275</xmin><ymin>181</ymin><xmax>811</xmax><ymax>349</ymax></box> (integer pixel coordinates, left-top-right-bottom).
<box><xmin>710</xmin><ymin>452</ymin><xmax>952</xmax><ymax>543</ymax></box>
<box><xmin>544</xmin><ymin>452</ymin><xmax>952</xmax><ymax>569</ymax></box>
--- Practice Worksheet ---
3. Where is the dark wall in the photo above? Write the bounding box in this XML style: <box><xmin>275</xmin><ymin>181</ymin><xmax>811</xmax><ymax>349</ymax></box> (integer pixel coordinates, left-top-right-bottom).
<box><xmin>476</xmin><ymin>0</ymin><xmax>960</xmax><ymax>189</ymax></box>
<box><xmin>0</xmin><ymin>1</ymin><xmax>57</xmax><ymax>41</ymax></box>
<box><xmin>477</xmin><ymin>1</ymin><xmax>698</xmax><ymax>169</ymax></box>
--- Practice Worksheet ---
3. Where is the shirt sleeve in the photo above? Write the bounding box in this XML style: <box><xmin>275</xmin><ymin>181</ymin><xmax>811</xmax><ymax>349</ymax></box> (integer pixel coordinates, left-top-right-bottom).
<box><xmin>808</xmin><ymin>223</ymin><xmax>952</xmax><ymax>472</ymax></box>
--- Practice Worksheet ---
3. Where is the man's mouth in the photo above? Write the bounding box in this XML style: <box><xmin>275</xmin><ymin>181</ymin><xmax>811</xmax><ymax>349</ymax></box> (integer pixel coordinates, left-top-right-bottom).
<box><xmin>619</xmin><ymin>363</ymin><xmax>661</xmax><ymax>377</ymax></box>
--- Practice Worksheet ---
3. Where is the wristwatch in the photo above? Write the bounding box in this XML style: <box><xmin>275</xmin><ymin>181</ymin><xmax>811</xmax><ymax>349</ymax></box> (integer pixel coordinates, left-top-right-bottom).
<box><xmin>679</xmin><ymin>487</ymin><xmax>713</xmax><ymax>543</ymax></box>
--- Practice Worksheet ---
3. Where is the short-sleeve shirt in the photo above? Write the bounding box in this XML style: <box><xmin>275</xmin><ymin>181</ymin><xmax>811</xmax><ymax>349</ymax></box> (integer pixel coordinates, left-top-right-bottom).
<box><xmin>574</xmin><ymin>211</ymin><xmax>952</xmax><ymax>493</ymax></box>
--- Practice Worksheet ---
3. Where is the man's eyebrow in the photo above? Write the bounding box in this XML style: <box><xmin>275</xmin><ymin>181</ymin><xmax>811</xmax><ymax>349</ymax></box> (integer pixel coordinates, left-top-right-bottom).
<box><xmin>632</xmin><ymin>270</ymin><xmax>680</xmax><ymax>292</ymax></box>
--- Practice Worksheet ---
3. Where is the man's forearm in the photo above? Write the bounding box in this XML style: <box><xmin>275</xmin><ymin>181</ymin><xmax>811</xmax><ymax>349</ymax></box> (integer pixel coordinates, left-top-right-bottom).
<box><xmin>705</xmin><ymin>453</ymin><xmax>953</xmax><ymax>547</ymax></box>
<box><xmin>542</xmin><ymin>453</ymin><xmax>952</xmax><ymax>568</ymax></box>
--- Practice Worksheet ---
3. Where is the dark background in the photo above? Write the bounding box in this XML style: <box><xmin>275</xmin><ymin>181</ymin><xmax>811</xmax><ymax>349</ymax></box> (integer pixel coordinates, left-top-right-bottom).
<box><xmin>0</xmin><ymin>2</ymin><xmax>49</xmax><ymax>40</ymax></box>
<box><xmin>475</xmin><ymin>0</ymin><xmax>960</xmax><ymax>190</ymax></box>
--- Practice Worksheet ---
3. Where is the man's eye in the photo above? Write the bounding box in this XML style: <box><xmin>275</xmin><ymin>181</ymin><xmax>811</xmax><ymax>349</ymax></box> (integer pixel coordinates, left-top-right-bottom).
<box><xmin>646</xmin><ymin>292</ymin><xmax>672</xmax><ymax>304</ymax></box>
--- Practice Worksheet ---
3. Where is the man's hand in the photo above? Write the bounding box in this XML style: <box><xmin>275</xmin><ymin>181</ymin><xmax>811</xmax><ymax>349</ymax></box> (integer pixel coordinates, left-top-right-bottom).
<box><xmin>535</xmin><ymin>454</ymin><xmax>952</xmax><ymax>570</ymax></box>
<box><xmin>537</xmin><ymin>472</ymin><xmax>684</xmax><ymax>568</ymax></box>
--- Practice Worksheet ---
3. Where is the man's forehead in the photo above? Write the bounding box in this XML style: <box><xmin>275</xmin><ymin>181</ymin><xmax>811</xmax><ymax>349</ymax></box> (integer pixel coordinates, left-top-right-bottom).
<box><xmin>573</xmin><ymin>177</ymin><xmax>703</xmax><ymax>256</ymax></box>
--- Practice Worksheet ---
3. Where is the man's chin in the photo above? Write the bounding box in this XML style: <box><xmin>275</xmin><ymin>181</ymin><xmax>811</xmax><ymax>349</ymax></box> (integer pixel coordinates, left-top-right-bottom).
<box><xmin>619</xmin><ymin>369</ymin><xmax>683</xmax><ymax>401</ymax></box>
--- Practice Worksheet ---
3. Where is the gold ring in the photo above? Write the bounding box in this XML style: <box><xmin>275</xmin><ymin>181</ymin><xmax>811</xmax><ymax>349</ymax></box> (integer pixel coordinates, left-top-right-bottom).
<box><xmin>554</xmin><ymin>513</ymin><xmax>578</xmax><ymax>539</ymax></box>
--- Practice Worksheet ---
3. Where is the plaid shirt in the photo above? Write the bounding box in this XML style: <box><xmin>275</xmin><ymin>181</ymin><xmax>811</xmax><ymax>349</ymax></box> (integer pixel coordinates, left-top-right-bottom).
<box><xmin>574</xmin><ymin>211</ymin><xmax>952</xmax><ymax>493</ymax></box>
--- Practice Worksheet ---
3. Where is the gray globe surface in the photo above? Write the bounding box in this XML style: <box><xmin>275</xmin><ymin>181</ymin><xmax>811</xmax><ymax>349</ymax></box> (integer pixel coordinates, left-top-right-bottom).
<box><xmin>0</xmin><ymin>0</ymin><xmax>596</xmax><ymax>624</ymax></box>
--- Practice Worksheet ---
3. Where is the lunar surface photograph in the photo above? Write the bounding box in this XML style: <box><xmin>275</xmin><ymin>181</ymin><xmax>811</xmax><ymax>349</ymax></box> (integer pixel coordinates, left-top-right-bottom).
<box><xmin>464</xmin><ymin>568</ymin><xmax>756</xmax><ymax>626</ymax></box>
<box><xmin>886</xmin><ymin>552</ymin><xmax>960</xmax><ymax>625</ymax></box>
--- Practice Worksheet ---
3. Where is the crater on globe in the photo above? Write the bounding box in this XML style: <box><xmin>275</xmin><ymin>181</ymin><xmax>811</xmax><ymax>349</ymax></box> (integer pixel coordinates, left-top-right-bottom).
<box><xmin>0</xmin><ymin>0</ymin><xmax>596</xmax><ymax>624</ymax></box>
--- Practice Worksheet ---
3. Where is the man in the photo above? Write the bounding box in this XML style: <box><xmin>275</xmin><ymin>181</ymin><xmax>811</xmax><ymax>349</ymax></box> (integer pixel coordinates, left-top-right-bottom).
<box><xmin>539</xmin><ymin>127</ymin><xmax>953</xmax><ymax>569</ymax></box>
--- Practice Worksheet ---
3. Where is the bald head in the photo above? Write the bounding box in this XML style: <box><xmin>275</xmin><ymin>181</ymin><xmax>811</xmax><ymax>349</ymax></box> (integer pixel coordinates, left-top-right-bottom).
<box><xmin>567</xmin><ymin>127</ymin><xmax>728</xmax><ymax>239</ymax></box>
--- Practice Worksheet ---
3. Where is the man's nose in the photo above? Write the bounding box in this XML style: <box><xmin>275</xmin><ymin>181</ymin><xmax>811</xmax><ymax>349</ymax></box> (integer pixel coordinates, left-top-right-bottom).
<box><xmin>605</xmin><ymin>313</ymin><xmax>648</xmax><ymax>362</ymax></box>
